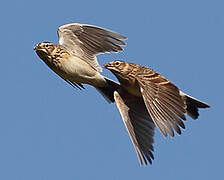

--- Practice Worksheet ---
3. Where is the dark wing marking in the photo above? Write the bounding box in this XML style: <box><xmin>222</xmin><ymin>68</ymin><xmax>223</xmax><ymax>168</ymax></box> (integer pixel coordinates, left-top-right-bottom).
<box><xmin>65</xmin><ymin>79</ymin><xmax>85</xmax><ymax>90</ymax></box>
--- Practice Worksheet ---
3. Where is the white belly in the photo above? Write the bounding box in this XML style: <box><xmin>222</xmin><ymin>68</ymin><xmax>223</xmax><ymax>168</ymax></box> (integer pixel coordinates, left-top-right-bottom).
<box><xmin>61</xmin><ymin>56</ymin><xmax>106</xmax><ymax>87</ymax></box>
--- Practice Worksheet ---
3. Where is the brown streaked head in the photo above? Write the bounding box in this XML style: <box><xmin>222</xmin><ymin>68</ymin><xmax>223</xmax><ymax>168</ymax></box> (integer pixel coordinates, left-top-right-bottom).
<box><xmin>104</xmin><ymin>60</ymin><xmax>139</xmax><ymax>74</ymax></box>
<box><xmin>34</xmin><ymin>42</ymin><xmax>56</xmax><ymax>63</ymax></box>
<box><xmin>104</xmin><ymin>60</ymin><xmax>126</xmax><ymax>72</ymax></box>
<box><xmin>104</xmin><ymin>60</ymin><xmax>137</xmax><ymax>86</ymax></box>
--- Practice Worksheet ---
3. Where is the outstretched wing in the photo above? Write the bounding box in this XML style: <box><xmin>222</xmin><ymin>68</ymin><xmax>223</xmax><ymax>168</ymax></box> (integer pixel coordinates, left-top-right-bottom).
<box><xmin>136</xmin><ymin>67</ymin><xmax>187</xmax><ymax>137</ymax></box>
<box><xmin>57</xmin><ymin>23</ymin><xmax>127</xmax><ymax>72</ymax></box>
<box><xmin>114</xmin><ymin>90</ymin><xmax>155</xmax><ymax>165</ymax></box>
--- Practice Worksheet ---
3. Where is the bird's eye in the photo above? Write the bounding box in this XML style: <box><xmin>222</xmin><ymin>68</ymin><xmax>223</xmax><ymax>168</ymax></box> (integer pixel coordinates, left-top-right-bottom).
<box><xmin>45</xmin><ymin>44</ymin><xmax>49</xmax><ymax>48</ymax></box>
<box><xmin>114</xmin><ymin>61</ymin><xmax>121</xmax><ymax>66</ymax></box>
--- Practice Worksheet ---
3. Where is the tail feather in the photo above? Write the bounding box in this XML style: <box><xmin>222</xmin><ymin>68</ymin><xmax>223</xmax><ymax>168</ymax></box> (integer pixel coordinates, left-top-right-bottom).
<box><xmin>180</xmin><ymin>91</ymin><xmax>210</xmax><ymax>119</ymax></box>
<box><xmin>96</xmin><ymin>77</ymin><xmax>121</xmax><ymax>103</ymax></box>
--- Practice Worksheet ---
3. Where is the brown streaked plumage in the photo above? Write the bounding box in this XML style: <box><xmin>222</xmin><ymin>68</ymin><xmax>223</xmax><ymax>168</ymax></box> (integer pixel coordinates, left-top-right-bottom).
<box><xmin>105</xmin><ymin>60</ymin><xmax>210</xmax><ymax>165</ymax></box>
<box><xmin>34</xmin><ymin>23</ymin><xmax>127</xmax><ymax>102</ymax></box>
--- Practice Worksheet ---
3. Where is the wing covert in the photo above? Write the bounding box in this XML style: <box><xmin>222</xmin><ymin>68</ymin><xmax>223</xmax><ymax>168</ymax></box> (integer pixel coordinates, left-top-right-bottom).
<box><xmin>58</xmin><ymin>23</ymin><xmax>127</xmax><ymax>72</ymax></box>
<box><xmin>136</xmin><ymin>70</ymin><xmax>187</xmax><ymax>137</ymax></box>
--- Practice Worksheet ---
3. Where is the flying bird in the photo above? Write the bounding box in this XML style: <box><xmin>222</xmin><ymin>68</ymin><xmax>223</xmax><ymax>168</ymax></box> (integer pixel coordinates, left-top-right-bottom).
<box><xmin>34</xmin><ymin>23</ymin><xmax>126</xmax><ymax>102</ymax></box>
<box><xmin>105</xmin><ymin>60</ymin><xmax>210</xmax><ymax>165</ymax></box>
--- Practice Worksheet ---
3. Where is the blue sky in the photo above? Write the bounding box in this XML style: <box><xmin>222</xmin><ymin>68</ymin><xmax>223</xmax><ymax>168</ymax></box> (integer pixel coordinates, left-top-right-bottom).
<box><xmin>0</xmin><ymin>0</ymin><xmax>222</xmax><ymax>179</ymax></box>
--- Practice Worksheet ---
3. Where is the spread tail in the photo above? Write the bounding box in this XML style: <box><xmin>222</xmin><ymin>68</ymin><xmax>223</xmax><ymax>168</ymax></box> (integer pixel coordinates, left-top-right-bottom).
<box><xmin>180</xmin><ymin>91</ymin><xmax>210</xmax><ymax>119</ymax></box>
<box><xmin>96</xmin><ymin>78</ymin><xmax>121</xmax><ymax>103</ymax></box>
